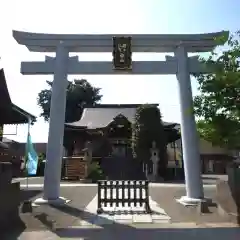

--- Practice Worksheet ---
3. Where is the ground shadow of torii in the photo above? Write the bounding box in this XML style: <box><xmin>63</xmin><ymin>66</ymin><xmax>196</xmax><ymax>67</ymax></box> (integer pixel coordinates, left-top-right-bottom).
<box><xmin>34</xmin><ymin>203</ymin><xmax>240</xmax><ymax>240</ymax></box>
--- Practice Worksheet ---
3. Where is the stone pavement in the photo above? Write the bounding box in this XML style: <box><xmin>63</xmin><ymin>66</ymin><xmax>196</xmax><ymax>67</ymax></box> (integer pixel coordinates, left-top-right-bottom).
<box><xmin>150</xmin><ymin>186</ymin><xmax>231</xmax><ymax>224</ymax></box>
<box><xmin>4</xmin><ymin>180</ymin><xmax>239</xmax><ymax>239</ymax></box>
<box><xmin>16</xmin><ymin>184</ymin><xmax>235</xmax><ymax>227</ymax></box>
<box><xmin>14</xmin><ymin>174</ymin><xmax>226</xmax><ymax>187</ymax></box>
<box><xmin>18</xmin><ymin>186</ymin><xmax>97</xmax><ymax>231</ymax></box>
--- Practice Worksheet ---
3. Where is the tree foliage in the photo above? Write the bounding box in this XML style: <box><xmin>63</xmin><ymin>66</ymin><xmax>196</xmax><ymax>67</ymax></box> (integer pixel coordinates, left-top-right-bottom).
<box><xmin>37</xmin><ymin>79</ymin><xmax>102</xmax><ymax>154</ymax></box>
<box><xmin>193</xmin><ymin>31</ymin><xmax>240</xmax><ymax>149</ymax></box>
<box><xmin>37</xmin><ymin>79</ymin><xmax>102</xmax><ymax>122</ymax></box>
<box><xmin>38</xmin><ymin>153</ymin><xmax>46</xmax><ymax>163</ymax></box>
<box><xmin>131</xmin><ymin>104</ymin><xmax>167</xmax><ymax>176</ymax></box>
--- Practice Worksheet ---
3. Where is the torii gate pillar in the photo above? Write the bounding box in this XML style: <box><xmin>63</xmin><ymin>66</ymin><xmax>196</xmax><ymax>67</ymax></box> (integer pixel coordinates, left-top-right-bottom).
<box><xmin>12</xmin><ymin>30</ymin><xmax>228</xmax><ymax>206</ymax></box>
<box><xmin>175</xmin><ymin>46</ymin><xmax>204</xmax><ymax>204</ymax></box>
<box><xmin>42</xmin><ymin>42</ymin><xmax>69</xmax><ymax>203</ymax></box>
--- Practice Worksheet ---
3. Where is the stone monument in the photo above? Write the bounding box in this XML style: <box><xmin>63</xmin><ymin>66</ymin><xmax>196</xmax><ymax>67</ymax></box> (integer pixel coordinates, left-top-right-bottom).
<box><xmin>83</xmin><ymin>141</ymin><xmax>93</xmax><ymax>163</ymax></box>
<box><xmin>150</xmin><ymin>141</ymin><xmax>159</xmax><ymax>179</ymax></box>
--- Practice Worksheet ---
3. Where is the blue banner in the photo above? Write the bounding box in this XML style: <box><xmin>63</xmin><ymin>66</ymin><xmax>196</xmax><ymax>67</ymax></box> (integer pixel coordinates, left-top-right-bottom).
<box><xmin>26</xmin><ymin>134</ymin><xmax>38</xmax><ymax>175</ymax></box>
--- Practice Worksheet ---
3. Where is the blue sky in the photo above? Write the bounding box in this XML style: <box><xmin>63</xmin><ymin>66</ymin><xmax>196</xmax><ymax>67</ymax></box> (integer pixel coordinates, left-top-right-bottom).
<box><xmin>1</xmin><ymin>0</ymin><xmax>239</xmax><ymax>143</ymax></box>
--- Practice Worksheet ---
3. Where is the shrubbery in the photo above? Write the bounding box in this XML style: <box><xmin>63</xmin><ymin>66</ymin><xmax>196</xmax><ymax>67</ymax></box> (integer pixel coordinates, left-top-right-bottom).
<box><xmin>87</xmin><ymin>162</ymin><xmax>104</xmax><ymax>182</ymax></box>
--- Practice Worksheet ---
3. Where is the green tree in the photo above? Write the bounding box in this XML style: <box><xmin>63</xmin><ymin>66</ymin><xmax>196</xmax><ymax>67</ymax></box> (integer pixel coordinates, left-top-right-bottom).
<box><xmin>38</xmin><ymin>152</ymin><xmax>46</xmax><ymax>163</ymax></box>
<box><xmin>131</xmin><ymin>104</ymin><xmax>168</xmax><ymax>177</ymax></box>
<box><xmin>193</xmin><ymin>31</ymin><xmax>240</xmax><ymax>149</ymax></box>
<box><xmin>37</xmin><ymin>79</ymin><xmax>102</xmax><ymax>154</ymax></box>
<box><xmin>38</xmin><ymin>79</ymin><xmax>102</xmax><ymax>122</ymax></box>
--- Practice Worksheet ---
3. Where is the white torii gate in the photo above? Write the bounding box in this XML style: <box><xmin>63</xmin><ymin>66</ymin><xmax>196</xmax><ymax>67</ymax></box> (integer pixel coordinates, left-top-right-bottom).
<box><xmin>13</xmin><ymin>30</ymin><xmax>227</xmax><ymax>206</ymax></box>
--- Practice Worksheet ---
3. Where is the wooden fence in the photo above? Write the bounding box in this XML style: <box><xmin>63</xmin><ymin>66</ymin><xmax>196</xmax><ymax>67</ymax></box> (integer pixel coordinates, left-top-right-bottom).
<box><xmin>97</xmin><ymin>180</ymin><xmax>151</xmax><ymax>214</ymax></box>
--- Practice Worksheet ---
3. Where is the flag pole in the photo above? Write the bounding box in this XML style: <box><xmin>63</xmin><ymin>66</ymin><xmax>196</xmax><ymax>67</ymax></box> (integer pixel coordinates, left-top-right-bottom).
<box><xmin>22</xmin><ymin>116</ymin><xmax>34</xmax><ymax>213</ymax></box>
<box><xmin>25</xmin><ymin>117</ymin><xmax>31</xmax><ymax>190</ymax></box>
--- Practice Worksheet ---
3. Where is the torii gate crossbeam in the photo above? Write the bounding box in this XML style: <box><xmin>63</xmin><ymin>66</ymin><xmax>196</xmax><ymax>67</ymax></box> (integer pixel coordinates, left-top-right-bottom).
<box><xmin>13</xmin><ymin>30</ymin><xmax>228</xmax><ymax>206</ymax></box>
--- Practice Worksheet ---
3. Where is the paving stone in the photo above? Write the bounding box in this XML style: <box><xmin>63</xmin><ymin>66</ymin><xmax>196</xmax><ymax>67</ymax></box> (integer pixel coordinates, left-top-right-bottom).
<box><xmin>84</xmin><ymin>195</ymin><xmax>98</xmax><ymax>214</ymax></box>
<box><xmin>151</xmin><ymin>214</ymin><xmax>171</xmax><ymax>223</ymax></box>
<box><xmin>79</xmin><ymin>220</ymin><xmax>95</xmax><ymax>226</ymax></box>
<box><xmin>114</xmin><ymin>214</ymin><xmax>133</xmax><ymax>223</ymax></box>
<box><xmin>18</xmin><ymin>230</ymin><xmax>57</xmax><ymax>240</ymax></box>
<box><xmin>133</xmin><ymin>214</ymin><xmax>153</xmax><ymax>223</ymax></box>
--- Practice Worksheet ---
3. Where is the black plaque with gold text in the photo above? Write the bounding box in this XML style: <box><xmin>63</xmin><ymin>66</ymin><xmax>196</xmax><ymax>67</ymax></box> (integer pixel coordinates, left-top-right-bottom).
<box><xmin>112</xmin><ymin>36</ymin><xmax>132</xmax><ymax>70</ymax></box>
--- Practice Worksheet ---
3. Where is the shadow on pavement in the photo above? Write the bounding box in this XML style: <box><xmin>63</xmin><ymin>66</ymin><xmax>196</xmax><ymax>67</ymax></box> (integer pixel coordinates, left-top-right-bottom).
<box><xmin>33</xmin><ymin>203</ymin><xmax>240</xmax><ymax>239</ymax></box>
<box><xmin>20</xmin><ymin>189</ymin><xmax>42</xmax><ymax>203</ymax></box>
<box><xmin>56</xmin><ymin>226</ymin><xmax>240</xmax><ymax>239</ymax></box>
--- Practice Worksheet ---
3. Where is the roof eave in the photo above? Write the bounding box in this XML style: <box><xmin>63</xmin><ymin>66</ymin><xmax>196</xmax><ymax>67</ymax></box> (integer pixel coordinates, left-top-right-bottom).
<box><xmin>11</xmin><ymin>104</ymin><xmax>36</xmax><ymax>123</ymax></box>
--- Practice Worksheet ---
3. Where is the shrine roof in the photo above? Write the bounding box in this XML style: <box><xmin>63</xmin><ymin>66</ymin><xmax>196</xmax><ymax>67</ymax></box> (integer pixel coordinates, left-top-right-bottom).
<box><xmin>65</xmin><ymin>104</ymin><xmax>177</xmax><ymax>129</ymax></box>
<box><xmin>0</xmin><ymin>68</ymin><xmax>36</xmax><ymax>124</ymax></box>
<box><xmin>0</xmin><ymin>68</ymin><xmax>11</xmax><ymax>107</ymax></box>
<box><xmin>0</xmin><ymin>141</ymin><xmax>9</xmax><ymax>149</ymax></box>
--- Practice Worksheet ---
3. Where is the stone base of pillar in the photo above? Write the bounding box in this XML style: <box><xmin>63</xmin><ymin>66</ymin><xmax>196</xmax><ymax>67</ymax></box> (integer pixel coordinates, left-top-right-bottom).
<box><xmin>33</xmin><ymin>197</ymin><xmax>71</xmax><ymax>206</ymax></box>
<box><xmin>176</xmin><ymin>196</ymin><xmax>209</xmax><ymax>206</ymax></box>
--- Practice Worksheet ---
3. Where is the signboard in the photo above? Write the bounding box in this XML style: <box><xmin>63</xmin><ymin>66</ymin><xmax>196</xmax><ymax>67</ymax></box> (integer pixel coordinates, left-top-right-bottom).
<box><xmin>112</xmin><ymin>36</ymin><xmax>132</xmax><ymax>70</ymax></box>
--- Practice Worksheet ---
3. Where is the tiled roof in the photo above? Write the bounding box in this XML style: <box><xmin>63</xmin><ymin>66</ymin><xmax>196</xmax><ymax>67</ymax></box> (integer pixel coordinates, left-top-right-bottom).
<box><xmin>0</xmin><ymin>68</ymin><xmax>36</xmax><ymax>124</ymax></box>
<box><xmin>0</xmin><ymin>68</ymin><xmax>11</xmax><ymax>109</ymax></box>
<box><xmin>0</xmin><ymin>141</ymin><xmax>9</xmax><ymax>149</ymax></box>
<box><xmin>65</xmin><ymin>104</ymin><xmax>178</xmax><ymax>129</ymax></box>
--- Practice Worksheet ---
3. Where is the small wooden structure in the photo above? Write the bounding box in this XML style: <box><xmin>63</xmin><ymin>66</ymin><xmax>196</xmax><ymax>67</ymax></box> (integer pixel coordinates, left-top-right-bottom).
<box><xmin>62</xmin><ymin>156</ymin><xmax>88</xmax><ymax>180</ymax></box>
<box><xmin>97</xmin><ymin>180</ymin><xmax>151</xmax><ymax>214</ymax></box>
<box><xmin>0</xmin><ymin>68</ymin><xmax>36</xmax><ymax>177</ymax></box>
<box><xmin>0</xmin><ymin>142</ymin><xmax>24</xmax><ymax>177</ymax></box>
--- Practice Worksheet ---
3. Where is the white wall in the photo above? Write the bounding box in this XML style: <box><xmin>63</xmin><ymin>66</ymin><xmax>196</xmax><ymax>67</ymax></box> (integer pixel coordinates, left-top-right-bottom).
<box><xmin>198</xmin><ymin>139</ymin><xmax>230</xmax><ymax>155</ymax></box>
<box><xmin>167</xmin><ymin>137</ymin><xmax>232</xmax><ymax>163</ymax></box>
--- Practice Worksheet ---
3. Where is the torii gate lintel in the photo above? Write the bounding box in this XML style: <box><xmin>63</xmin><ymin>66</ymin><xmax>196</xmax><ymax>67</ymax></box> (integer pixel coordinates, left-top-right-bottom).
<box><xmin>12</xmin><ymin>30</ymin><xmax>228</xmax><ymax>206</ymax></box>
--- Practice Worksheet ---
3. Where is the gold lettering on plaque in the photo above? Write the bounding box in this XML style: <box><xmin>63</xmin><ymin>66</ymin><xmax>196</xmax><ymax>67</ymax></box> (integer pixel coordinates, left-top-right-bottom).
<box><xmin>118</xmin><ymin>43</ymin><xmax>127</xmax><ymax>63</ymax></box>
<box><xmin>112</xmin><ymin>37</ymin><xmax>132</xmax><ymax>70</ymax></box>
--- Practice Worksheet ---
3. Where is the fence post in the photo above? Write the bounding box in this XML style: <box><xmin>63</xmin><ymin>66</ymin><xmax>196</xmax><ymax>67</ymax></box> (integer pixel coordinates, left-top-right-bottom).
<box><xmin>110</xmin><ymin>180</ymin><xmax>113</xmax><ymax>207</ymax></box>
<box><xmin>116</xmin><ymin>180</ymin><xmax>119</xmax><ymax>207</ymax></box>
<box><xmin>145</xmin><ymin>180</ymin><xmax>151</xmax><ymax>213</ymax></box>
<box><xmin>127</xmin><ymin>180</ymin><xmax>131</xmax><ymax>207</ymax></box>
<box><xmin>133</xmin><ymin>180</ymin><xmax>137</xmax><ymax>207</ymax></box>
<box><xmin>97</xmin><ymin>181</ymin><xmax>103</xmax><ymax>214</ymax></box>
